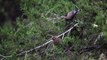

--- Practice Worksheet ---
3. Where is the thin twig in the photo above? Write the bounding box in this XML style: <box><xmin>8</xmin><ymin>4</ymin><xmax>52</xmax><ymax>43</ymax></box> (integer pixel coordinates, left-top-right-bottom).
<box><xmin>61</xmin><ymin>34</ymin><xmax>65</xmax><ymax>39</ymax></box>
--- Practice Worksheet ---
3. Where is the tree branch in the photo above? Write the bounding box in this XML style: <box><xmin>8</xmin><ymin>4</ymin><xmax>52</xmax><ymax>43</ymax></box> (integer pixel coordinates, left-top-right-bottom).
<box><xmin>0</xmin><ymin>54</ymin><xmax>12</xmax><ymax>60</ymax></box>
<box><xmin>17</xmin><ymin>23</ymin><xmax>79</xmax><ymax>56</ymax></box>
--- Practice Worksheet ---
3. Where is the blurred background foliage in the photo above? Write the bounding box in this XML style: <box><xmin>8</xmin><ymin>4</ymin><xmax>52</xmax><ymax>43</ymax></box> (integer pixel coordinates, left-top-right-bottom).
<box><xmin>0</xmin><ymin>0</ymin><xmax>107</xmax><ymax>60</ymax></box>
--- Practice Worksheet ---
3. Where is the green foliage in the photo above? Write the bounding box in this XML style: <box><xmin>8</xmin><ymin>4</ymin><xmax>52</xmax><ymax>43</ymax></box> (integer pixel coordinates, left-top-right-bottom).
<box><xmin>0</xmin><ymin>0</ymin><xmax>107</xmax><ymax>60</ymax></box>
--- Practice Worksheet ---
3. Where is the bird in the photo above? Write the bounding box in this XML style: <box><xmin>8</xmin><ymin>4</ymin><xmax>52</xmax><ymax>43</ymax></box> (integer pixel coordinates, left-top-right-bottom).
<box><xmin>64</xmin><ymin>9</ymin><xmax>80</xmax><ymax>22</ymax></box>
<box><xmin>52</xmin><ymin>36</ymin><xmax>61</xmax><ymax>45</ymax></box>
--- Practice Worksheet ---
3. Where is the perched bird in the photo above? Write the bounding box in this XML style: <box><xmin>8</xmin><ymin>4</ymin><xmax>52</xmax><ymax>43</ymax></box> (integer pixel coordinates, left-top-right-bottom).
<box><xmin>52</xmin><ymin>36</ymin><xmax>61</xmax><ymax>45</ymax></box>
<box><xmin>64</xmin><ymin>9</ymin><xmax>80</xmax><ymax>22</ymax></box>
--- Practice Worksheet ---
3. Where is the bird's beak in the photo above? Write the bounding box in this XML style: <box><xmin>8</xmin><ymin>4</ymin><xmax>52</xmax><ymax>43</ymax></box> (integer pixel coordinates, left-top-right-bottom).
<box><xmin>60</xmin><ymin>16</ymin><xmax>66</xmax><ymax>19</ymax></box>
<box><xmin>77</xmin><ymin>9</ymin><xmax>80</xmax><ymax>14</ymax></box>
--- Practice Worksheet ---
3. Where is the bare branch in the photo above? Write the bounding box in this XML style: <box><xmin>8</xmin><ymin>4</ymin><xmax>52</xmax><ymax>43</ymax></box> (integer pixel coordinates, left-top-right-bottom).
<box><xmin>17</xmin><ymin>23</ymin><xmax>79</xmax><ymax>56</ymax></box>
<box><xmin>57</xmin><ymin>23</ymin><xmax>78</xmax><ymax>37</ymax></box>
<box><xmin>94</xmin><ymin>32</ymin><xmax>104</xmax><ymax>44</ymax></box>
<box><xmin>0</xmin><ymin>54</ymin><xmax>12</xmax><ymax>60</ymax></box>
